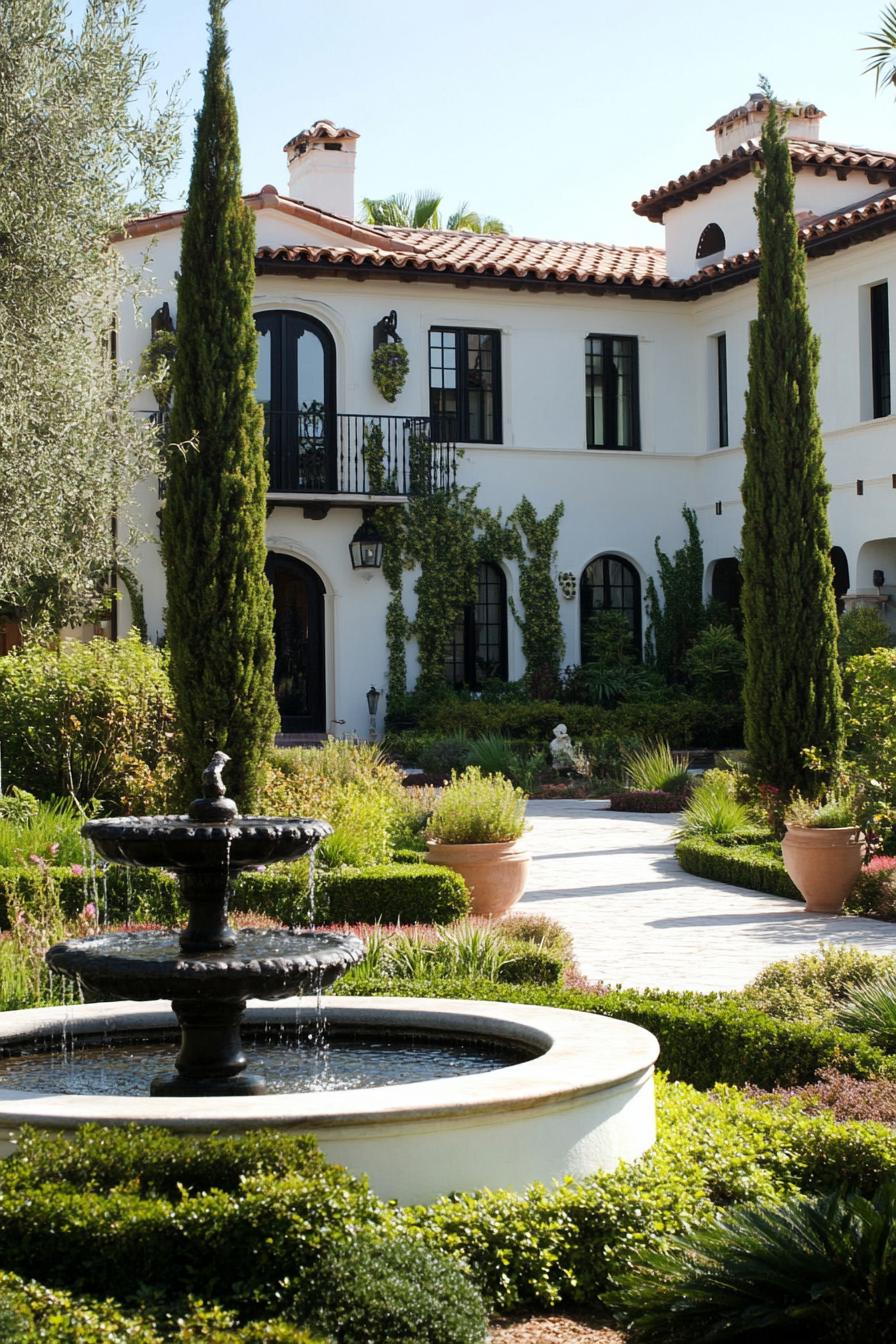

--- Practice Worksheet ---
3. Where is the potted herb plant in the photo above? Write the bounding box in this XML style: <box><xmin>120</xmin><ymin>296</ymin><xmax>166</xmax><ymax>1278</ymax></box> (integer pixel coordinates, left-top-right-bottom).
<box><xmin>425</xmin><ymin>766</ymin><xmax>530</xmax><ymax>917</ymax></box>
<box><xmin>781</xmin><ymin>793</ymin><xmax>865</xmax><ymax>914</ymax></box>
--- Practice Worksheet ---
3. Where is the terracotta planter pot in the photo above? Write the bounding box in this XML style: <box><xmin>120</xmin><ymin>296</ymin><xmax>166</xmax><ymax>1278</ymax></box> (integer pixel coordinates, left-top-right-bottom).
<box><xmin>781</xmin><ymin>824</ymin><xmax>865</xmax><ymax>914</ymax></box>
<box><xmin>425</xmin><ymin>839</ymin><xmax>531</xmax><ymax>918</ymax></box>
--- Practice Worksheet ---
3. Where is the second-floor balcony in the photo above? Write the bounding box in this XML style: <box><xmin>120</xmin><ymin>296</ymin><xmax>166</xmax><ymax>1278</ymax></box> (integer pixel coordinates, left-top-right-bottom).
<box><xmin>264</xmin><ymin>411</ymin><xmax>457</xmax><ymax>500</ymax></box>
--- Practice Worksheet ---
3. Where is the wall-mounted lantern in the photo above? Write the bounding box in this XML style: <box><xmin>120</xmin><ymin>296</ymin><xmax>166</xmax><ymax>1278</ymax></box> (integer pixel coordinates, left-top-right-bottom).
<box><xmin>373</xmin><ymin>310</ymin><xmax>400</xmax><ymax>351</ymax></box>
<box><xmin>366</xmin><ymin>685</ymin><xmax>382</xmax><ymax>742</ymax></box>
<box><xmin>349</xmin><ymin>508</ymin><xmax>384</xmax><ymax>570</ymax></box>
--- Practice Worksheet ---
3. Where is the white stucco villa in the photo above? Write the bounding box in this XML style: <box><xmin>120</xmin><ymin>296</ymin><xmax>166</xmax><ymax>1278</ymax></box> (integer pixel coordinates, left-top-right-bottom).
<box><xmin>106</xmin><ymin>93</ymin><xmax>896</xmax><ymax>739</ymax></box>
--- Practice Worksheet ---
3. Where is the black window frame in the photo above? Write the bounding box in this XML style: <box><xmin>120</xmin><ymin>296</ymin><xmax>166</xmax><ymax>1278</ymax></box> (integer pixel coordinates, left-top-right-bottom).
<box><xmin>254</xmin><ymin>310</ymin><xmax>337</xmax><ymax>492</ymax></box>
<box><xmin>715</xmin><ymin>332</ymin><xmax>729</xmax><ymax>448</ymax></box>
<box><xmin>580</xmin><ymin>554</ymin><xmax>642</xmax><ymax>655</ymax></box>
<box><xmin>429</xmin><ymin>327</ymin><xmax>502</xmax><ymax>445</ymax></box>
<box><xmin>585</xmin><ymin>334</ymin><xmax>640</xmax><ymax>451</ymax></box>
<box><xmin>871</xmin><ymin>282</ymin><xmax>891</xmax><ymax>420</ymax></box>
<box><xmin>445</xmin><ymin>561</ymin><xmax>508</xmax><ymax>689</ymax></box>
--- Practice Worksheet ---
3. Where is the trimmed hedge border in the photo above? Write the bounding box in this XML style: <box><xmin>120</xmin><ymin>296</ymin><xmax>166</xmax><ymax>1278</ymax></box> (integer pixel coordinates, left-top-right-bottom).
<box><xmin>675</xmin><ymin>835</ymin><xmax>800</xmax><ymax>901</ymax></box>
<box><xmin>332</xmin><ymin>977</ymin><xmax>896</xmax><ymax>1089</ymax></box>
<box><xmin>0</xmin><ymin>862</ymin><xmax>470</xmax><ymax>931</ymax></box>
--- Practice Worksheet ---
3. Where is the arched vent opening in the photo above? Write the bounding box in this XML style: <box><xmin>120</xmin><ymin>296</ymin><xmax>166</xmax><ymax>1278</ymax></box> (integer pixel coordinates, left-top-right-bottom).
<box><xmin>696</xmin><ymin>223</ymin><xmax>726</xmax><ymax>260</ymax></box>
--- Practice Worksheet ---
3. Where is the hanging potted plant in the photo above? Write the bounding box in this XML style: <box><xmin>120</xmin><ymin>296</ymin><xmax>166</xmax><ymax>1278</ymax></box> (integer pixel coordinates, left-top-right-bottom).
<box><xmin>425</xmin><ymin>766</ymin><xmax>530</xmax><ymax>917</ymax></box>
<box><xmin>371</xmin><ymin>339</ymin><xmax>409</xmax><ymax>403</ymax></box>
<box><xmin>781</xmin><ymin>792</ymin><xmax>865</xmax><ymax>914</ymax></box>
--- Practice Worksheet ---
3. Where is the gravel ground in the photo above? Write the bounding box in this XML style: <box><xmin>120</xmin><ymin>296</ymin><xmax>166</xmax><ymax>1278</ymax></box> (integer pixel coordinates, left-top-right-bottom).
<box><xmin>488</xmin><ymin>1311</ymin><xmax>627</xmax><ymax>1342</ymax></box>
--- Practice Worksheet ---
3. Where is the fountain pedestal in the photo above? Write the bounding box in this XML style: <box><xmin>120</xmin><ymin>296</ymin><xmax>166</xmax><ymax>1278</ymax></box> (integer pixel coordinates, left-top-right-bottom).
<box><xmin>152</xmin><ymin>997</ymin><xmax>262</xmax><ymax>1097</ymax></box>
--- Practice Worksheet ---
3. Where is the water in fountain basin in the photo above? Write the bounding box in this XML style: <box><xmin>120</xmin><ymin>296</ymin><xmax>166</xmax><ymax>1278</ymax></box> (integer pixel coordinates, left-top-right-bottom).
<box><xmin>0</xmin><ymin>1029</ymin><xmax>534</xmax><ymax>1097</ymax></box>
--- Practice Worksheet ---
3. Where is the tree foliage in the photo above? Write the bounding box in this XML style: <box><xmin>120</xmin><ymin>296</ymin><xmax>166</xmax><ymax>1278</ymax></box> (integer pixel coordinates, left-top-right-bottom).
<box><xmin>0</xmin><ymin>0</ymin><xmax>181</xmax><ymax>631</ymax></box>
<box><xmin>645</xmin><ymin>506</ymin><xmax>706</xmax><ymax>681</ymax></box>
<box><xmin>360</xmin><ymin>192</ymin><xmax>506</xmax><ymax>234</ymax></box>
<box><xmin>162</xmin><ymin>0</ymin><xmax>278</xmax><ymax>809</ymax></box>
<box><xmin>740</xmin><ymin>101</ymin><xmax>843</xmax><ymax>795</ymax></box>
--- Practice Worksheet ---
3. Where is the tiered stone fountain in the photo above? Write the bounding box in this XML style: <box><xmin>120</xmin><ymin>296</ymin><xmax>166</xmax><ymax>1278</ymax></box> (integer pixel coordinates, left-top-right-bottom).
<box><xmin>45</xmin><ymin>753</ymin><xmax>364</xmax><ymax>1096</ymax></box>
<box><xmin>0</xmin><ymin>753</ymin><xmax>660</xmax><ymax>1203</ymax></box>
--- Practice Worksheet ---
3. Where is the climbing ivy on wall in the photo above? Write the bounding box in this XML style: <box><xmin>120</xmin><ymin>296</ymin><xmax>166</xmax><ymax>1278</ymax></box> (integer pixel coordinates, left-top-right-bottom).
<box><xmin>508</xmin><ymin>498</ymin><xmax>565</xmax><ymax>699</ymax></box>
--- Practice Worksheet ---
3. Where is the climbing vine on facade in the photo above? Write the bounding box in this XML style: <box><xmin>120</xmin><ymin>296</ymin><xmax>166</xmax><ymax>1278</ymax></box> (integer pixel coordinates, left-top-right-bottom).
<box><xmin>644</xmin><ymin>505</ymin><xmax>706</xmax><ymax>682</ymax></box>
<box><xmin>508</xmin><ymin>498</ymin><xmax>565</xmax><ymax>698</ymax></box>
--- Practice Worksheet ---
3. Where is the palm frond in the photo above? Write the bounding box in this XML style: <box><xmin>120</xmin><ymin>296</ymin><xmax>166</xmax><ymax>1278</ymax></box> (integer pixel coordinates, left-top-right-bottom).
<box><xmin>411</xmin><ymin>190</ymin><xmax>442</xmax><ymax>229</ymax></box>
<box><xmin>860</xmin><ymin>5</ymin><xmax>896</xmax><ymax>92</ymax></box>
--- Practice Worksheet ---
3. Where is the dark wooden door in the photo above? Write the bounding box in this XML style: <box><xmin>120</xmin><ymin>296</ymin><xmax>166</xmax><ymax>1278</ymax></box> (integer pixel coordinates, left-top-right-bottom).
<box><xmin>255</xmin><ymin>311</ymin><xmax>336</xmax><ymax>492</ymax></box>
<box><xmin>266</xmin><ymin>553</ymin><xmax>325</xmax><ymax>732</ymax></box>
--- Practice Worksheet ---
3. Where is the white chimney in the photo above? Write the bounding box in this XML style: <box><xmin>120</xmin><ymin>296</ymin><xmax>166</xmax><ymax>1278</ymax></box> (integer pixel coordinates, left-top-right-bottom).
<box><xmin>283</xmin><ymin>120</ymin><xmax>359</xmax><ymax>220</ymax></box>
<box><xmin>707</xmin><ymin>93</ymin><xmax>825</xmax><ymax>158</ymax></box>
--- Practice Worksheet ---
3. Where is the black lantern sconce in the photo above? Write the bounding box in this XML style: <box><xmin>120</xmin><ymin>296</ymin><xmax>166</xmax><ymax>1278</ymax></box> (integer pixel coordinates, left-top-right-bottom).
<box><xmin>349</xmin><ymin>508</ymin><xmax>384</xmax><ymax>571</ymax></box>
<box><xmin>373</xmin><ymin>309</ymin><xmax>400</xmax><ymax>351</ymax></box>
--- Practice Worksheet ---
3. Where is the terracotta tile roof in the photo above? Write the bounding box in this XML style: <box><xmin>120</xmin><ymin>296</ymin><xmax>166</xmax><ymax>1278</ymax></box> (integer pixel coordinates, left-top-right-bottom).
<box><xmin>283</xmin><ymin>119</ymin><xmax>359</xmax><ymax>153</ymax></box>
<box><xmin>706</xmin><ymin>94</ymin><xmax>824</xmax><ymax>134</ymax></box>
<box><xmin>634</xmin><ymin>137</ymin><xmax>896</xmax><ymax>220</ymax></box>
<box><xmin>259</xmin><ymin>226</ymin><xmax>669</xmax><ymax>288</ymax></box>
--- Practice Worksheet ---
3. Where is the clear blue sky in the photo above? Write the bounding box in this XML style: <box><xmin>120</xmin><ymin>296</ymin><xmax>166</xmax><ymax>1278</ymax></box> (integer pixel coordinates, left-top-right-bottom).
<box><xmin>86</xmin><ymin>0</ymin><xmax>896</xmax><ymax>246</ymax></box>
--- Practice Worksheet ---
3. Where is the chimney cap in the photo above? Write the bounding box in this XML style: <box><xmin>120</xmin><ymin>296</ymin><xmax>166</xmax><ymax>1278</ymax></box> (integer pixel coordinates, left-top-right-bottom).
<box><xmin>283</xmin><ymin>119</ymin><xmax>360</xmax><ymax>154</ymax></box>
<box><xmin>706</xmin><ymin>93</ymin><xmax>825</xmax><ymax>134</ymax></box>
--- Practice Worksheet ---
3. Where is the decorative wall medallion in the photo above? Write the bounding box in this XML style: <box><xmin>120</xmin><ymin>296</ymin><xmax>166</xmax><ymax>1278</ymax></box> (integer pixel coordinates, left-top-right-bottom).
<box><xmin>558</xmin><ymin>571</ymin><xmax>576</xmax><ymax>600</ymax></box>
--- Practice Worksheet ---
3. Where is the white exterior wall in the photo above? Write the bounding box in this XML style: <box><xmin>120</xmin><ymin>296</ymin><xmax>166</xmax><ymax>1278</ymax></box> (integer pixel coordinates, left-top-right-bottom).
<box><xmin>114</xmin><ymin>181</ymin><xmax>896</xmax><ymax>737</ymax></box>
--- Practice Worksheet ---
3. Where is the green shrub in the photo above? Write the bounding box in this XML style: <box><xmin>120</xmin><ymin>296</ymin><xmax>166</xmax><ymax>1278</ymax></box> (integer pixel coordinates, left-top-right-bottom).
<box><xmin>0</xmin><ymin>634</ymin><xmax>176</xmax><ymax>810</ymax></box>
<box><xmin>846</xmin><ymin>648</ymin><xmax>896</xmax><ymax>839</ymax></box>
<box><xmin>675</xmin><ymin>834</ymin><xmax>800</xmax><ymax>900</ymax></box>
<box><xmin>623</xmin><ymin>740</ymin><xmax>690</xmax><ymax>794</ymax></box>
<box><xmin>740</xmin><ymin>945</ymin><xmax>896</xmax><ymax>1026</ymax></box>
<box><xmin>298</xmin><ymin>1232</ymin><xmax>488</xmax><ymax>1344</ymax></box>
<box><xmin>333</xmin><ymin>977</ymin><xmax>896</xmax><ymax>1089</ymax></box>
<box><xmin>426</xmin><ymin>767</ymin><xmax>527</xmax><ymax>844</ymax></box>
<box><xmin>419</xmin><ymin>735</ymin><xmax>474</xmax><ymax>777</ymax></box>
<box><xmin>675</xmin><ymin>773</ymin><xmax>754</xmax><ymax>839</ymax></box>
<box><xmin>607</xmin><ymin>1184</ymin><xmax>896</xmax><ymax>1343</ymax></box>
<box><xmin>839</xmin><ymin>606</ymin><xmax>894</xmax><ymax>663</ymax></box>
<box><xmin>319</xmin><ymin>863</ymin><xmax>470</xmax><ymax>924</ymax></box>
<box><xmin>682</xmin><ymin>623</ymin><xmax>746</xmax><ymax>703</ymax></box>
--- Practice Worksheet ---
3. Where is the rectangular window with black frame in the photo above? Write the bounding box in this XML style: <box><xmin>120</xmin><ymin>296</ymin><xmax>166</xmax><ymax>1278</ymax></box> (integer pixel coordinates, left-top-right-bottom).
<box><xmin>429</xmin><ymin>328</ymin><xmax>502</xmax><ymax>444</ymax></box>
<box><xmin>715</xmin><ymin>332</ymin><xmax>729</xmax><ymax>448</ymax></box>
<box><xmin>585</xmin><ymin>335</ymin><xmax>640</xmax><ymax>449</ymax></box>
<box><xmin>871</xmin><ymin>282</ymin><xmax>891</xmax><ymax>420</ymax></box>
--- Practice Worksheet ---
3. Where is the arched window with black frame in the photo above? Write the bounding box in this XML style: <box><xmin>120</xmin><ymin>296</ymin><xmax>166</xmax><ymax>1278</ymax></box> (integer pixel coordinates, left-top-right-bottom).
<box><xmin>445</xmin><ymin>561</ymin><xmax>508</xmax><ymax>688</ymax></box>
<box><xmin>580</xmin><ymin>554</ymin><xmax>642</xmax><ymax>659</ymax></box>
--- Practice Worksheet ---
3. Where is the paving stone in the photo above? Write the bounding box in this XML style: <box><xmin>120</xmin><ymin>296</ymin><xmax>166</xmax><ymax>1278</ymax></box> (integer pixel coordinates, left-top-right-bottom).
<box><xmin>520</xmin><ymin>802</ymin><xmax>896</xmax><ymax>992</ymax></box>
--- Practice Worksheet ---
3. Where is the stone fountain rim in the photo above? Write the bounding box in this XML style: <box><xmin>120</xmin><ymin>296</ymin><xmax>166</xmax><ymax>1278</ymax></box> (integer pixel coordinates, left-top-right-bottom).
<box><xmin>0</xmin><ymin>997</ymin><xmax>659</xmax><ymax>1130</ymax></box>
<box><xmin>82</xmin><ymin>816</ymin><xmax>333</xmax><ymax>840</ymax></box>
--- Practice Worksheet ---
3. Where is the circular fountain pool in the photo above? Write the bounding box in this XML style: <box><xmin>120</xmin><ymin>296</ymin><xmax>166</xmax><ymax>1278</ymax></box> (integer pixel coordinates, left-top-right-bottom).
<box><xmin>0</xmin><ymin>996</ymin><xmax>658</xmax><ymax>1203</ymax></box>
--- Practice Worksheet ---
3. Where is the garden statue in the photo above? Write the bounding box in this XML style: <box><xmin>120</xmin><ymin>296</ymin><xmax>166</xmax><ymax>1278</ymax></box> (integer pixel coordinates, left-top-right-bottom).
<box><xmin>550</xmin><ymin>723</ymin><xmax>577</xmax><ymax>772</ymax></box>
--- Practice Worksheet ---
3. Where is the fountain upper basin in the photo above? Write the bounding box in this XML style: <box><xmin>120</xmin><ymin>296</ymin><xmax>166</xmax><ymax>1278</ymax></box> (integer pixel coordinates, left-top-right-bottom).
<box><xmin>82</xmin><ymin>815</ymin><xmax>332</xmax><ymax>872</ymax></box>
<box><xmin>0</xmin><ymin>996</ymin><xmax>659</xmax><ymax>1203</ymax></box>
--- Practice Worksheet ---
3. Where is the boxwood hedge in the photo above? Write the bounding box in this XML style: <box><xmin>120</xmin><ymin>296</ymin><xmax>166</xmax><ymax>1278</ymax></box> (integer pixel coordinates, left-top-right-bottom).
<box><xmin>332</xmin><ymin>978</ymin><xmax>896</xmax><ymax>1089</ymax></box>
<box><xmin>675</xmin><ymin>835</ymin><xmax>800</xmax><ymax>901</ymax></box>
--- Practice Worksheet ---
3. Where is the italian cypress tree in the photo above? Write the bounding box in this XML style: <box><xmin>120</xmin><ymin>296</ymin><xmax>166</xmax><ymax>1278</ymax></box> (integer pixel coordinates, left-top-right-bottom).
<box><xmin>162</xmin><ymin>0</ymin><xmax>278</xmax><ymax>809</ymax></box>
<box><xmin>740</xmin><ymin>100</ymin><xmax>843</xmax><ymax>797</ymax></box>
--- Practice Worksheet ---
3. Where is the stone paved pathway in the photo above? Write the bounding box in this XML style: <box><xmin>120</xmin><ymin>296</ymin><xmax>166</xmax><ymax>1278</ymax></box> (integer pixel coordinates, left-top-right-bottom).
<box><xmin>520</xmin><ymin>801</ymin><xmax>896</xmax><ymax>991</ymax></box>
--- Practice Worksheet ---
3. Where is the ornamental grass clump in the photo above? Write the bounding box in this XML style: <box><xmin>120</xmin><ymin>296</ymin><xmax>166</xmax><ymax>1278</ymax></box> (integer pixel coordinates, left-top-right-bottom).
<box><xmin>838</xmin><ymin>971</ymin><xmax>896</xmax><ymax>1053</ymax></box>
<box><xmin>675</xmin><ymin>773</ymin><xmax>754</xmax><ymax>839</ymax></box>
<box><xmin>623</xmin><ymin>739</ymin><xmax>690</xmax><ymax>796</ymax></box>
<box><xmin>426</xmin><ymin>767</ymin><xmax>527</xmax><ymax>845</ymax></box>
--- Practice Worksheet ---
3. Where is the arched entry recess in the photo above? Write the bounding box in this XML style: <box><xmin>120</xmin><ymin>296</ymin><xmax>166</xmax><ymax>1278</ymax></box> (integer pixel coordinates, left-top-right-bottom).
<box><xmin>580</xmin><ymin>554</ymin><xmax>642</xmax><ymax>657</ymax></box>
<box><xmin>265</xmin><ymin>553</ymin><xmax>326</xmax><ymax>733</ymax></box>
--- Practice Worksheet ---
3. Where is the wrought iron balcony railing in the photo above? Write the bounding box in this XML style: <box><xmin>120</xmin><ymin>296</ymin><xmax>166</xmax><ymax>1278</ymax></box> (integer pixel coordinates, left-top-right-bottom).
<box><xmin>264</xmin><ymin>411</ymin><xmax>457</xmax><ymax>497</ymax></box>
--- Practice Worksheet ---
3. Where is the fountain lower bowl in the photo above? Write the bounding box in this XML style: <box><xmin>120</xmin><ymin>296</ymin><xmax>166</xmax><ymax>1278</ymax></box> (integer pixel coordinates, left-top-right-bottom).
<box><xmin>45</xmin><ymin>929</ymin><xmax>365</xmax><ymax>1002</ymax></box>
<box><xmin>0</xmin><ymin>997</ymin><xmax>658</xmax><ymax>1203</ymax></box>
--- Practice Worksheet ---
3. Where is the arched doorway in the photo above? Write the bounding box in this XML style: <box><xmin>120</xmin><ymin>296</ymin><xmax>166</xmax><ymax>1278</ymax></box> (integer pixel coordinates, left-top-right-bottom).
<box><xmin>830</xmin><ymin>546</ymin><xmax>850</xmax><ymax>615</ymax></box>
<box><xmin>580</xmin><ymin>554</ymin><xmax>642</xmax><ymax>657</ymax></box>
<box><xmin>445</xmin><ymin>561</ymin><xmax>508</xmax><ymax>688</ymax></box>
<box><xmin>254</xmin><ymin>311</ymin><xmax>336</xmax><ymax>492</ymax></box>
<box><xmin>265</xmin><ymin>553</ymin><xmax>325</xmax><ymax>732</ymax></box>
